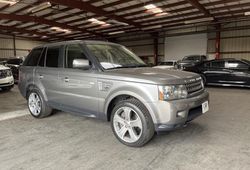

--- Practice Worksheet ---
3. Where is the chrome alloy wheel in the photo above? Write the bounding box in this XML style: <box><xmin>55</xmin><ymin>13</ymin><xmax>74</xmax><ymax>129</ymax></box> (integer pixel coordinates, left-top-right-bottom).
<box><xmin>113</xmin><ymin>107</ymin><xmax>143</xmax><ymax>143</ymax></box>
<box><xmin>28</xmin><ymin>92</ymin><xmax>42</xmax><ymax>116</ymax></box>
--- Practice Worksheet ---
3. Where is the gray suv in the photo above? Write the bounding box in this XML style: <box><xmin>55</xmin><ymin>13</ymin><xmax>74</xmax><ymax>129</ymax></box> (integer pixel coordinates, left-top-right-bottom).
<box><xmin>19</xmin><ymin>40</ymin><xmax>209</xmax><ymax>147</ymax></box>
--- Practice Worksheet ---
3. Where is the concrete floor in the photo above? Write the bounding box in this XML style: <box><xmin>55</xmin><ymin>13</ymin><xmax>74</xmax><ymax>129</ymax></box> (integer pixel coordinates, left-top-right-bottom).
<box><xmin>0</xmin><ymin>86</ymin><xmax>250</xmax><ymax>170</ymax></box>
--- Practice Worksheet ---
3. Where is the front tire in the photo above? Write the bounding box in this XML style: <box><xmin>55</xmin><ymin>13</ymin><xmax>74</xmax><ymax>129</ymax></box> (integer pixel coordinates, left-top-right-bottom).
<box><xmin>27</xmin><ymin>89</ymin><xmax>52</xmax><ymax>118</ymax></box>
<box><xmin>111</xmin><ymin>98</ymin><xmax>155</xmax><ymax>147</ymax></box>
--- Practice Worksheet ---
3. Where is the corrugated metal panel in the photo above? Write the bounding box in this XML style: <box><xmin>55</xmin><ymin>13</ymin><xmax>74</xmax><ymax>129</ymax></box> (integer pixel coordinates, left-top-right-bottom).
<box><xmin>16</xmin><ymin>50</ymin><xmax>30</xmax><ymax>57</ymax></box>
<box><xmin>0</xmin><ymin>38</ymin><xmax>13</xmax><ymax>49</ymax></box>
<box><xmin>207</xmin><ymin>39</ymin><xmax>216</xmax><ymax>53</ymax></box>
<box><xmin>15</xmin><ymin>40</ymin><xmax>44</xmax><ymax>49</ymax></box>
<box><xmin>221</xmin><ymin>54</ymin><xmax>250</xmax><ymax>60</ymax></box>
<box><xmin>220</xmin><ymin>37</ymin><xmax>250</xmax><ymax>52</ymax></box>
<box><xmin>0</xmin><ymin>50</ymin><xmax>14</xmax><ymax>58</ymax></box>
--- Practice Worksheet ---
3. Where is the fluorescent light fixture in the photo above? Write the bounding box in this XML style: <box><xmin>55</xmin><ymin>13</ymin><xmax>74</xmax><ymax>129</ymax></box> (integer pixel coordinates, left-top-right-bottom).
<box><xmin>144</xmin><ymin>4</ymin><xmax>167</xmax><ymax>15</ymax></box>
<box><xmin>0</xmin><ymin>0</ymin><xmax>18</xmax><ymax>5</ymax></box>
<box><xmin>88</xmin><ymin>18</ymin><xmax>107</xmax><ymax>25</ymax></box>
<box><xmin>144</xmin><ymin>4</ymin><xmax>157</xmax><ymax>10</ymax></box>
<box><xmin>142</xmin><ymin>25</ymin><xmax>162</xmax><ymax>30</ymax></box>
<box><xmin>184</xmin><ymin>17</ymin><xmax>214</xmax><ymax>24</ymax></box>
<box><xmin>27</xmin><ymin>2</ymin><xmax>51</xmax><ymax>13</ymax></box>
<box><xmin>245</xmin><ymin>12</ymin><xmax>250</xmax><ymax>15</ymax></box>
<box><xmin>150</xmin><ymin>8</ymin><xmax>163</xmax><ymax>13</ymax></box>
<box><xmin>108</xmin><ymin>31</ymin><xmax>125</xmax><ymax>35</ymax></box>
<box><xmin>51</xmin><ymin>27</ymin><xmax>71</xmax><ymax>33</ymax></box>
<box><xmin>108</xmin><ymin>19</ymin><xmax>129</xmax><ymax>26</ymax></box>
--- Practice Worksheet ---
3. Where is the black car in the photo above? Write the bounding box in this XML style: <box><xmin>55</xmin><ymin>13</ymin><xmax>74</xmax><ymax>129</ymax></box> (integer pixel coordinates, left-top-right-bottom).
<box><xmin>185</xmin><ymin>58</ymin><xmax>250</xmax><ymax>88</ymax></box>
<box><xmin>177</xmin><ymin>55</ymin><xmax>207</xmax><ymax>69</ymax></box>
<box><xmin>5</xmin><ymin>58</ymin><xmax>23</xmax><ymax>83</ymax></box>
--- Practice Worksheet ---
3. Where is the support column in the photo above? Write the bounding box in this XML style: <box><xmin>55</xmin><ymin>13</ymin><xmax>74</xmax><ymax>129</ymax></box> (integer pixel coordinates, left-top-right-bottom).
<box><xmin>215</xmin><ymin>24</ymin><xmax>221</xmax><ymax>59</ymax></box>
<box><xmin>13</xmin><ymin>35</ymin><xmax>16</xmax><ymax>57</ymax></box>
<box><xmin>153</xmin><ymin>33</ymin><xmax>159</xmax><ymax>65</ymax></box>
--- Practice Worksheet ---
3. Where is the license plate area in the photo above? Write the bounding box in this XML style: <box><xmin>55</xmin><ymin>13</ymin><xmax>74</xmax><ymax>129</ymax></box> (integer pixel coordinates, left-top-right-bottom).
<box><xmin>202</xmin><ymin>101</ymin><xmax>209</xmax><ymax>113</ymax></box>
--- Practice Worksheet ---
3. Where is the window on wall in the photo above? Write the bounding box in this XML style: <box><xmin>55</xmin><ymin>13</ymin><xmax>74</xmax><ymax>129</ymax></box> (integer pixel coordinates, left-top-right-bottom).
<box><xmin>46</xmin><ymin>46</ymin><xmax>61</xmax><ymax>68</ymax></box>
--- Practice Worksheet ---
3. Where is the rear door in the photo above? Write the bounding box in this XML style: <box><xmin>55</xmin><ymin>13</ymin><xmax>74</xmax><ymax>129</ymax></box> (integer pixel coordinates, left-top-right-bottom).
<box><xmin>19</xmin><ymin>48</ymin><xmax>43</xmax><ymax>96</ymax></box>
<box><xmin>203</xmin><ymin>60</ymin><xmax>228</xmax><ymax>84</ymax></box>
<box><xmin>34</xmin><ymin>45</ymin><xmax>63</xmax><ymax>106</ymax></box>
<box><xmin>225</xmin><ymin>60</ymin><xmax>250</xmax><ymax>86</ymax></box>
<box><xmin>57</xmin><ymin>44</ymin><xmax>99</xmax><ymax>117</ymax></box>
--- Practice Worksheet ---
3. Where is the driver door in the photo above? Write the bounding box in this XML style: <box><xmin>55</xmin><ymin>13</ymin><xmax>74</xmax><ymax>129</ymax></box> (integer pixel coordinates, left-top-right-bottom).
<box><xmin>57</xmin><ymin>44</ymin><xmax>99</xmax><ymax>117</ymax></box>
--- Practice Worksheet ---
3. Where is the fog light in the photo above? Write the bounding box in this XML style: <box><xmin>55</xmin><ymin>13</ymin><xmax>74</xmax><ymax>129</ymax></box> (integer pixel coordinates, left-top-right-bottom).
<box><xmin>177</xmin><ymin>111</ymin><xmax>186</xmax><ymax>118</ymax></box>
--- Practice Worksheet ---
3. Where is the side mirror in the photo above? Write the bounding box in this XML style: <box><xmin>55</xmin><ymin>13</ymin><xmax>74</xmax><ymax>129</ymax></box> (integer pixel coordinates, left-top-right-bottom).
<box><xmin>72</xmin><ymin>59</ymin><xmax>90</xmax><ymax>70</ymax></box>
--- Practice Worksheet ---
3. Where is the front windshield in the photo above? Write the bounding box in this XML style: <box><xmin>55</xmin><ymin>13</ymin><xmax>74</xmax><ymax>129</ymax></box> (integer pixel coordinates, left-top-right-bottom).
<box><xmin>86</xmin><ymin>44</ymin><xmax>146</xmax><ymax>70</ymax></box>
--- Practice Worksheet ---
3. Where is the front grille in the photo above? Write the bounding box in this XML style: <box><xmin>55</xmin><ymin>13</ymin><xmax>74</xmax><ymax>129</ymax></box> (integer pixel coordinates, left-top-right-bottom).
<box><xmin>0</xmin><ymin>70</ymin><xmax>8</xmax><ymax>79</ymax></box>
<box><xmin>185</xmin><ymin>78</ymin><xmax>203</xmax><ymax>95</ymax></box>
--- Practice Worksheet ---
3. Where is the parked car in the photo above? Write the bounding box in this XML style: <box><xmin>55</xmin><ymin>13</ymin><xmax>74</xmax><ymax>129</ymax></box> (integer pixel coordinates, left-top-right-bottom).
<box><xmin>5</xmin><ymin>58</ymin><xmax>23</xmax><ymax>83</ymax></box>
<box><xmin>0</xmin><ymin>65</ymin><xmax>14</xmax><ymax>91</ymax></box>
<box><xmin>18</xmin><ymin>40</ymin><xmax>209</xmax><ymax>147</ymax></box>
<box><xmin>0</xmin><ymin>58</ymin><xmax>9</xmax><ymax>65</ymax></box>
<box><xmin>177</xmin><ymin>55</ymin><xmax>207</xmax><ymax>70</ymax></box>
<box><xmin>185</xmin><ymin>58</ymin><xmax>250</xmax><ymax>88</ymax></box>
<box><xmin>154</xmin><ymin>60</ymin><xmax>177</xmax><ymax>69</ymax></box>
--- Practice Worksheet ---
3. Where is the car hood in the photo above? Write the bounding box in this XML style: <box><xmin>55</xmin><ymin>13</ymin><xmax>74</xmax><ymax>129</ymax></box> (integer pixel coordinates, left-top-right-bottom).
<box><xmin>0</xmin><ymin>65</ymin><xmax>10</xmax><ymax>70</ymax></box>
<box><xmin>104</xmin><ymin>67</ymin><xmax>199</xmax><ymax>85</ymax></box>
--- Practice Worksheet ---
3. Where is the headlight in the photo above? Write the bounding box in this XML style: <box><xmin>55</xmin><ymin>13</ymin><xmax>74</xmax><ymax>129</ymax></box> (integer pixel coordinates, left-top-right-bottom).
<box><xmin>158</xmin><ymin>85</ymin><xmax>188</xmax><ymax>101</ymax></box>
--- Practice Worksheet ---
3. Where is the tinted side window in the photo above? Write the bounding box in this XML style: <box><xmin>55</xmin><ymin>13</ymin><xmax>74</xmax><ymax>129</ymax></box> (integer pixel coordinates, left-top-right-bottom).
<box><xmin>66</xmin><ymin>44</ymin><xmax>90</xmax><ymax>69</ymax></box>
<box><xmin>203</xmin><ymin>62</ymin><xmax>211</xmax><ymax>67</ymax></box>
<box><xmin>25</xmin><ymin>48</ymin><xmax>43</xmax><ymax>66</ymax></box>
<box><xmin>227</xmin><ymin>61</ymin><xmax>249</xmax><ymax>69</ymax></box>
<box><xmin>211</xmin><ymin>61</ymin><xmax>225</xmax><ymax>68</ymax></box>
<box><xmin>46</xmin><ymin>46</ymin><xmax>60</xmax><ymax>68</ymax></box>
<box><xmin>38</xmin><ymin>48</ymin><xmax>46</xmax><ymax>67</ymax></box>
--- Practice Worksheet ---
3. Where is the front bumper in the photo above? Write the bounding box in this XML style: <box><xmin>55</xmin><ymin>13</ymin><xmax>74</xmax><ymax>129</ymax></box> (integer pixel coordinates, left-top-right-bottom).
<box><xmin>0</xmin><ymin>76</ymin><xmax>14</xmax><ymax>88</ymax></box>
<box><xmin>148</xmin><ymin>90</ymin><xmax>209</xmax><ymax>132</ymax></box>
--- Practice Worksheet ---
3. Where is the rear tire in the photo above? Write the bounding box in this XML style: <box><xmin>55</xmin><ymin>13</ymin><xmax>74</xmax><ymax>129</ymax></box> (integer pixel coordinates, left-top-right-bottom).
<box><xmin>111</xmin><ymin>98</ymin><xmax>155</xmax><ymax>147</ymax></box>
<box><xmin>27</xmin><ymin>89</ymin><xmax>52</xmax><ymax>118</ymax></box>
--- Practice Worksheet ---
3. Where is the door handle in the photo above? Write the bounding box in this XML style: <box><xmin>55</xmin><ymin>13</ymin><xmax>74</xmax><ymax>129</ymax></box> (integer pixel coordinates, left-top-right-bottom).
<box><xmin>39</xmin><ymin>75</ymin><xmax>44</xmax><ymax>79</ymax></box>
<box><xmin>64</xmin><ymin>77</ymin><xmax>69</xmax><ymax>82</ymax></box>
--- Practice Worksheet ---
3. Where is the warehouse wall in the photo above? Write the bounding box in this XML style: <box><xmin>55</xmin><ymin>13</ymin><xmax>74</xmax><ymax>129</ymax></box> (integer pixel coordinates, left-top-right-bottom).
<box><xmin>0</xmin><ymin>34</ymin><xmax>44</xmax><ymax>59</ymax></box>
<box><xmin>208</xmin><ymin>21</ymin><xmax>250</xmax><ymax>60</ymax></box>
<box><xmin>117</xmin><ymin>20</ymin><xmax>250</xmax><ymax>63</ymax></box>
<box><xmin>117</xmin><ymin>35</ymin><xmax>164</xmax><ymax>64</ymax></box>
<box><xmin>164</xmin><ymin>33</ymin><xmax>207</xmax><ymax>60</ymax></box>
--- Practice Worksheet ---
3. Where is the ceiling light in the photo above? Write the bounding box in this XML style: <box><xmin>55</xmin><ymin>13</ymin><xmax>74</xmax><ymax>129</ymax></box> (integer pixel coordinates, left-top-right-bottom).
<box><xmin>142</xmin><ymin>25</ymin><xmax>162</xmax><ymax>30</ymax></box>
<box><xmin>144</xmin><ymin>4</ymin><xmax>157</xmax><ymax>10</ymax></box>
<box><xmin>27</xmin><ymin>2</ymin><xmax>51</xmax><ymax>13</ymax></box>
<box><xmin>245</xmin><ymin>12</ymin><xmax>250</xmax><ymax>16</ymax></box>
<box><xmin>41</xmin><ymin>36</ymin><xmax>48</xmax><ymax>39</ymax></box>
<box><xmin>108</xmin><ymin>31</ymin><xmax>125</xmax><ymax>35</ymax></box>
<box><xmin>184</xmin><ymin>17</ymin><xmax>214</xmax><ymax>24</ymax></box>
<box><xmin>88</xmin><ymin>18</ymin><xmax>107</xmax><ymax>25</ymax></box>
<box><xmin>0</xmin><ymin>0</ymin><xmax>18</xmax><ymax>5</ymax></box>
<box><xmin>51</xmin><ymin>27</ymin><xmax>71</xmax><ymax>33</ymax></box>
<box><xmin>149</xmin><ymin>8</ymin><xmax>163</xmax><ymax>14</ymax></box>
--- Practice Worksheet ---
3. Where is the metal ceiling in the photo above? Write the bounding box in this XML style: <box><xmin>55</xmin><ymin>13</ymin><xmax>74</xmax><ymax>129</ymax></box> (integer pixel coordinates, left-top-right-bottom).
<box><xmin>0</xmin><ymin>0</ymin><xmax>249</xmax><ymax>41</ymax></box>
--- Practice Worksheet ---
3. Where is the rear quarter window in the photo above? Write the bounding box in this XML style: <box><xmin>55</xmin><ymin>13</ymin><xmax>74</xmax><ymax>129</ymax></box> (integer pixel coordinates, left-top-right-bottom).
<box><xmin>23</xmin><ymin>48</ymin><xmax>43</xmax><ymax>66</ymax></box>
